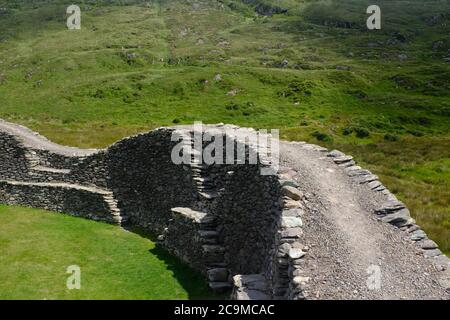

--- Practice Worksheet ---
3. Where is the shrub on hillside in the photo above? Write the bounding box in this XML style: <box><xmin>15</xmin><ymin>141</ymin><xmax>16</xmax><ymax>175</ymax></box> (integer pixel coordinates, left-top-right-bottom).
<box><xmin>384</xmin><ymin>133</ymin><xmax>399</xmax><ymax>142</ymax></box>
<box><xmin>311</xmin><ymin>131</ymin><xmax>332</xmax><ymax>142</ymax></box>
<box><xmin>354</xmin><ymin>127</ymin><xmax>370</xmax><ymax>138</ymax></box>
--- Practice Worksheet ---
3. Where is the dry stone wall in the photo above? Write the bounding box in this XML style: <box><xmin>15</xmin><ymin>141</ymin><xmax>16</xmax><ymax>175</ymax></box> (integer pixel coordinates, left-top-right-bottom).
<box><xmin>0</xmin><ymin>120</ymin><xmax>300</xmax><ymax>298</ymax></box>
<box><xmin>1</xmin><ymin>119</ymin><xmax>448</xmax><ymax>299</ymax></box>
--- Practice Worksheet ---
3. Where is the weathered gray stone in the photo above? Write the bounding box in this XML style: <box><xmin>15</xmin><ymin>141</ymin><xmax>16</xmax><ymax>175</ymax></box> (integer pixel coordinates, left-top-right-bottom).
<box><xmin>207</xmin><ymin>268</ymin><xmax>229</xmax><ymax>282</ymax></box>
<box><xmin>235</xmin><ymin>289</ymin><xmax>271</xmax><ymax>300</ymax></box>
<box><xmin>284</xmin><ymin>199</ymin><xmax>302</xmax><ymax>209</ymax></box>
<box><xmin>282</xmin><ymin>186</ymin><xmax>304</xmax><ymax>200</ymax></box>
<box><xmin>281</xmin><ymin>216</ymin><xmax>303</xmax><ymax>228</ymax></box>
<box><xmin>288</xmin><ymin>248</ymin><xmax>305</xmax><ymax>259</ymax></box>
<box><xmin>327</xmin><ymin>150</ymin><xmax>345</xmax><ymax>158</ymax></box>
<box><xmin>381</xmin><ymin>208</ymin><xmax>412</xmax><ymax>226</ymax></box>
<box><xmin>292</xmin><ymin>276</ymin><xmax>310</xmax><ymax>285</ymax></box>
<box><xmin>333</xmin><ymin>155</ymin><xmax>353</xmax><ymax>164</ymax></box>
<box><xmin>280</xmin><ymin>179</ymin><xmax>299</xmax><ymax>188</ymax></box>
<box><xmin>410</xmin><ymin>229</ymin><xmax>427</xmax><ymax>241</ymax></box>
<box><xmin>375</xmin><ymin>200</ymin><xmax>406</xmax><ymax>215</ymax></box>
<box><xmin>282</xmin><ymin>208</ymin><xmax>303</xmax><ymax>217</ymax></box>
<box><xmin>418</xmin><ymin>239</ymin><xmax>438</xmax><ymax>250</ymax></box>
<box><xmin>233</xmin><ymin>274</ymin><xmax>268</xmax><ymax>291</ymax></box>
<box><xmin>279</xmin><ymin>227</ymin><xmax>303</xmax><ymax>239</ymax></box>
<box><xmin>368</xmin><ymin>180</ymin><xmax>382</xmax><ymax>190</ymax></box>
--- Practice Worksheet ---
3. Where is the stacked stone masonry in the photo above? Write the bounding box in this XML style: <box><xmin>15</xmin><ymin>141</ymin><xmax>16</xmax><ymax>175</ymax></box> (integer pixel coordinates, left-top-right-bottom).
<box><xmin>0</xmin><ymin>119</ymin><xmax>448</xmax><ymax>299</ymax></box>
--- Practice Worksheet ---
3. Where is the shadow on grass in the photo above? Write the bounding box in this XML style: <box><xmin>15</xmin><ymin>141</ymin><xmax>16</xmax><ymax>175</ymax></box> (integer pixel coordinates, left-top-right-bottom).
<box><xmin>124</xmin><ymin>225</ymin><xmax>228</xmax><ymax>300</ymax></box>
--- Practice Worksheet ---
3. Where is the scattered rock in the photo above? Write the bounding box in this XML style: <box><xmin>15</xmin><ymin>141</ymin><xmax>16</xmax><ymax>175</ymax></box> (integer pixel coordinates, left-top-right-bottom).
<box><xmin>226</xmin><ymin>89</ymin><xmax>239</xmax><ymax>96</ymax></box>
<box><xmin>432</xmin><ymin>40</ymin><xmax>444</xmax><ymax>51</ymax></box>
<box><xmin>398</xmin><ymin>54</ymin><xmax>408</xmax><ymax>61</ymax></box>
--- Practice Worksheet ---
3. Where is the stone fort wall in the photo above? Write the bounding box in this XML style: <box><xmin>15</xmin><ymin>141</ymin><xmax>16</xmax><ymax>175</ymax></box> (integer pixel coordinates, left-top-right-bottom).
<box><xmin>1</xmin><ymin>119</ymin><xmax>448</xmax><ymax>299</ymax></box>
<box><xmin>0</xmin><ymin>120</ymin><xmax>305</xmax><ymax>299</ymax></box>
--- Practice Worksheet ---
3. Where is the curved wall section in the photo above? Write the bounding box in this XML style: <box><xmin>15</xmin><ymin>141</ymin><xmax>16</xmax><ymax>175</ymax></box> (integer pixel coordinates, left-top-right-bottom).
<box><xmin>0</xmin><ymin>120</ymin><xmax>294</xmax><ymax>298</ymax></box>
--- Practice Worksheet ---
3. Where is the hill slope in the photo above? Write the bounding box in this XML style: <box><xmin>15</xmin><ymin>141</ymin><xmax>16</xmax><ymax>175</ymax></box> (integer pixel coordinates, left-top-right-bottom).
<box><xmin>0</xmin><ymin>0</ymin><xmax>448</xmax><ymax>253</ymax></box>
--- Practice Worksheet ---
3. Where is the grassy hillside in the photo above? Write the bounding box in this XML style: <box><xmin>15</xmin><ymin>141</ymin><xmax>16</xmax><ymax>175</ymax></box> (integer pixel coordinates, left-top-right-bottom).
<box><xmin>0</xmin><ymin>205</ymin><xmax>215</xmax><ymax>299</ymax></box>
<box><xmin>0</xmin><ymin>0</ymin><xmax>448</xmax><ymax>254</ymax></box>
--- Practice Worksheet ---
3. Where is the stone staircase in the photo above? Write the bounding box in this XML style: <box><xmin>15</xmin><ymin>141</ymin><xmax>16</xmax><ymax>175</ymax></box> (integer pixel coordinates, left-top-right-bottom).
<box><xmin>168</xmin><ymin>207</ymin><xmax>231</xmax><ymax>293</ymax></box>
<box><xmin>167</xmin><ymin>128</ymin><xmax>232</xmax><ymax>292</ymax></box>
<box><xmin>0</xmin><ymin>179</ymin><xmax>127</xmax><ymax>226</ymax></box>
<box><xmin>103</xmin><ymin>191</ymin><xmax>128</xmax><ymax>225</ymax></box>
<box><xmin>21</xmin><ymin>148</ymin><xmax>128</xmax><ymax>225</ymax></box>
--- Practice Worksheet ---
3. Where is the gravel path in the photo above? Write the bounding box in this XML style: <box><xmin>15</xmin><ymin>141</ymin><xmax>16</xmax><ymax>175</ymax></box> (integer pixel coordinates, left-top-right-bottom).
<box><xmin>280</xmin><ymin>141</ymin><xmax>448</xmax><ymax>300</ymax></box>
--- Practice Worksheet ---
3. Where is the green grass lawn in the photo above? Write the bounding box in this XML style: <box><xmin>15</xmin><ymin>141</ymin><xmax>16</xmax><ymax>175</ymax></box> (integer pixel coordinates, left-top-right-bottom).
<box><xmin>0</xmin><ymin>205</ymin><xmax>216</xmax><ymax>300</ymax></box>
<box><xmin>0</xmin><ymin>0</ymin><xmax>448</xmax><ymax>255</ymax></box>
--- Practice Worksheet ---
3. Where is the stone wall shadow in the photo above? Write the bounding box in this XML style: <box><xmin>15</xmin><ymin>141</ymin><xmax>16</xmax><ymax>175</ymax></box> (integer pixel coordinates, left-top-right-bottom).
<box><xmin>125</xmin><ymin>225</ymin><xmax>227</xmax><ymax>300</ymax></box>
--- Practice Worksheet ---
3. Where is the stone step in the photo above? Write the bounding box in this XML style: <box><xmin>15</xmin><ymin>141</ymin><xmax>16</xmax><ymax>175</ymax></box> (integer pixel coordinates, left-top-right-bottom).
<box><xmin>207</xmin><ymin>268</ymin><xmax>229</xmax><ymax>282</ymax></box>
<box><xmin>232</xmin><ymin>274</ymin><xmax>271</xmax><ymax>300</ymax></box>
<box><xmin>198</xmin><ymin>230</ymin><xmax>219</xmax><ymax>238</ymax></box>
<box><xmin>31</xmin><ymin>166</ymin><xmax>71</xmax><ymax>174</ymax></box>
<box><xmin>0</xmin><ymin>179</ymin><xmax>125</xmax><ymax>225</ymax></box>
<box><xmin>199</xmin><ymin>191</ymin><xmax>219</xmax><ymax>200</ymax></box>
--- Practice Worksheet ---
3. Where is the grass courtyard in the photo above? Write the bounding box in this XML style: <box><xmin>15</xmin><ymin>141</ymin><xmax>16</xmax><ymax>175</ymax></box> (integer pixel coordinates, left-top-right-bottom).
<box><xmin>0</xmin><ymin>205</ymin><xmax>215</xmax><ymax>300</ymax></box>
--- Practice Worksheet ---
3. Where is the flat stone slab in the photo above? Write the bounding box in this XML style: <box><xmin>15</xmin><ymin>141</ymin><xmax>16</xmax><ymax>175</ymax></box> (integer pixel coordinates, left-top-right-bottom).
<box><xmin>333</xmin><ymin>156</ymin><xmax>353</xmax><ymax>164</ymax></box>
<box><xmin>236</xmin><ymin>289</ymin><xmax>271</xmax><ymax>300</ymax></box>
<box><xmin>171</xmin><ymin>207</ymin><xmax>212</xmax><ymax>223</ymax></box>
<box><xmin>327</xmin><ymin>150</ymin><xmax>345</xmax><ymax>158</ymax></box>
<box><xmin>410</xmin><ymin>229</ymin><xmax>427</xmax><ymax>241</ymax></box>
<box><xmin>375</xmin><ymin>200</ymin><xmax>406</xmax><ymax>215</ymax></box>
<box><xmin>233</xmin><ymin>274</ymin><xmax>268</xmax><ymax>291</ymax></box>
<box><xmin>281</xmin><ymin>216</ymin><xmax>303</xmax><ymax>228</ymax></box>
<box><xmin>282</xmin><ymin>186</ymin><xmax>303</xmax><ymax>200</ymax></box>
